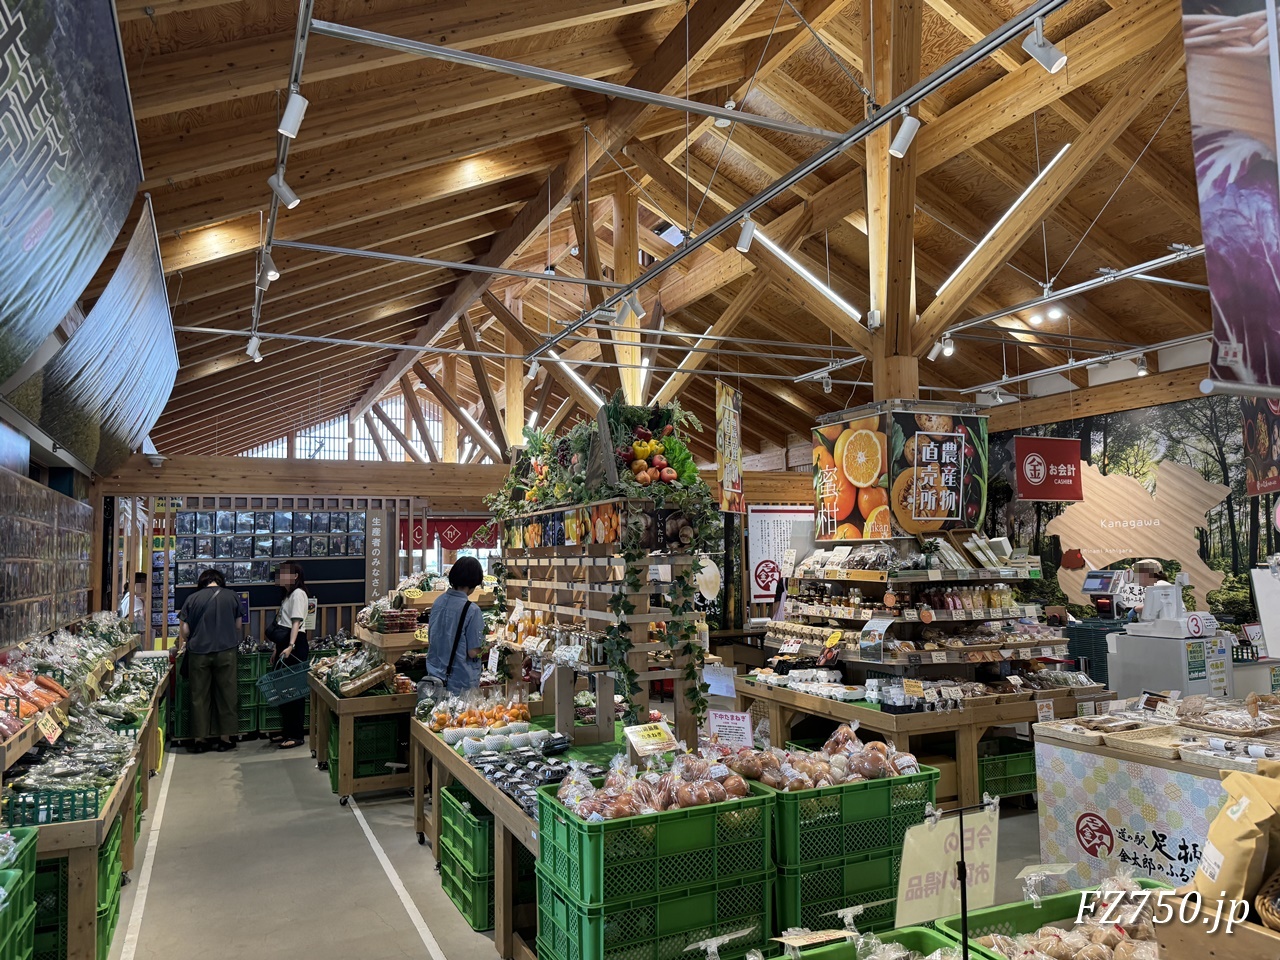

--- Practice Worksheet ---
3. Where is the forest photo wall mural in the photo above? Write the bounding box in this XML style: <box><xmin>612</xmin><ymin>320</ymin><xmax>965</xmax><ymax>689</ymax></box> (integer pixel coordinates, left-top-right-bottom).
<box><xmin>989</xmin><ymin>394</ymin><xmax>1264</xmax><ymax>625</ymax></box>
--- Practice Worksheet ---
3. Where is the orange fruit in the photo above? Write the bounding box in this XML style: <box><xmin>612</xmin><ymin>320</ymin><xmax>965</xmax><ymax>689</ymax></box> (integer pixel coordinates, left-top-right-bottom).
<box><xmin>858</xmin><ymin>484</ymin><xmax>888</xmax><ymax>518</ymax></box>
<box><xmin>873</xmin><ymin>431</ymin><xmax>888</xmax><ymax>468</ymax></box>
<box><xmin>864</xmin><ymin>505</ymin><xmax>892</xmax><ymax>539</ymax></box>
<box><xmin>821</xmin><ymin>479</ymin><xmax>857</xmax><ymax>524</ymax></box>
<box><xmin>817</xmin><ymin>425</ymin><xmax>843</xmax><ymax>443</ymax></box>
<box><xmin>834</xmin><ymin>522</ymin><xmax>862</xmax><ymax>540</ymax></box>
<box><xmin>813</xmin><ymin>447</ymin><xmax>836</xmax><ymax>473</ymax></box>
<box><xmin>841</xmin><ymin>429</ymin><xmax>883</xmax><ymax>488</ymax></box>
<box><xmin>849</xmin><ymin>416</ymin><xmax>879</xmax><ymax>432</ymax></box>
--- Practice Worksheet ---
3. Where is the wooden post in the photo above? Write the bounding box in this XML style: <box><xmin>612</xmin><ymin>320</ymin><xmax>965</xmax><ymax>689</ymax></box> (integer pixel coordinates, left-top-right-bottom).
<box><xmin>441</xmin><ymin>356</ymin><xmax>459</xmax><ymax>465</ymax></box>
<box><xmin>503</xmin><ymin>328</ymin><xmax>525</xmax><ymax>449</ymax></box>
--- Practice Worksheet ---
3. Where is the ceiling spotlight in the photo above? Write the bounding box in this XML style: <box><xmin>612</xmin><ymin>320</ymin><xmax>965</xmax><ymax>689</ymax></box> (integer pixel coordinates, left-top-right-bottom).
<box><xmin>941</xmin><ymin>336</ymin><xmax>955</xmax><ymax>358</ymax></box>
<box><xmin>1137</xmin><ymin>355</ymin><xmax>1149</xmax><ymax>376</ymax></box>
<box><xmin>255</xmin><ymin>260</ymin><xmax>272</xmax><ymax>291</ymax></box>
<box><xmin>993</xmin><ymin>388</ymin><xmax>1005</xmax><ymax>404</ymax></box>
<box><xmin>736</xmin><ymin>217</ymin><xmax>756</xmax><ymax>254</ymax></box>
<box><xmin>267</xmin><ymin>172</ymin><xmax>300</xmax><ymax>209</ymax></box>
<box><xmin>888</xmin><ymin>110</ymin><xmax>921</xmax><ymax>159</ymax></box>
<box><xmin>1028</xmin><ymin>313</ymin><xmax>1043</xmax><ymax>326</ymax></box>
<box><xmin>822</xmin><ymin>375</ymin><xmax>832</xmax><ymax>394</ymax></box>
<box><xmin>927</xmin><ymin>340</ymin><xmax>945</xmax><ymax>362</ymax></box>
<box><xmin>625</xmin><ymin>292</ymin><xmax>646</xmax><ymax>320</ymax></box>
<box><xmin>570</xmin><ymin>244</ymin><xmax>579</xmax><ymax>256</ymax></box>
<box><xmin>277</xmin><ymin>90</ymin><xmax>309</xmax><ymax>139</ymax></box>
<box><xmin>714</xmin><ymin>98</ymin><xmax>736</xmax><ymax>128</ymax></box>
<box><xmin>1047</xmin><ymin>305</ymin><xmax>1065</xmax><ymax>320</ymax></box>
<box><xmin>246</xmin><ymin>335</ymin><xmax>262</xmax><ymax>363</ymax></box>
<box><xmin>262</xmin><ymin>251</ymin><xmax>280</xmax><ymax>281</ymax></box>
<box><xmin>1022</xmin><ymin>17</ymin><xmax>1067</xmax><ymax>74</ymax></box>
<box><xmin>543</xmin><ymin>265</ymin><xmax>556</xmax><ymax>276</ymax></box>
<box><xmin>525</xmin><ymin>359</ymin><xmax>540</xmax><ymax>382</ymax></box>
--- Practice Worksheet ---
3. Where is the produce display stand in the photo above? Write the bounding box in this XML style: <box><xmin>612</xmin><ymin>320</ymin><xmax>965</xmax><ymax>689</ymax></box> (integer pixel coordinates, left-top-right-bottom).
<box><xmin>353</xmin><ymin>624</ymin><xmax>424</xmax><ymax>661</ymax></box>
<box><xmin>410</xmin><ymin>717</ymin><xmax>541</xmax><ymax>960</ymax></box>
<box><xmin>736</xmin><ymin>676</ymin><xmax>1114</xmax><ymax>806</ymax></box>
<box><xmin>307</xmin><ymin>673</ymin><xmax>415</xmax><ymax>805</ymax></box>
<box><xmin>22</xmin><ymin>660</ymin><xmax>168</xmax><ymax>960</ymax></box>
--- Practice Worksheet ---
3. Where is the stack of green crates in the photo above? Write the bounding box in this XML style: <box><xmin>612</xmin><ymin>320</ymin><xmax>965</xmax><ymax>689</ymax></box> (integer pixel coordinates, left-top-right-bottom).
<box><xmin>134</xmin><ymin>771</ymin><xmax>144</xmax><ymax>839</ymax></box>
<box><xmin>534</xmin><ymin>780</ymin><xmax>776</xmax><ymax>960</ymax></box>
<box><xmin>325</xmin><ymin>714</ymin><xmax>407</xmax><ymax>794</ymax></box>
<box><xmin>977</xmin><ymin>737</ymin><xmax>1036</xmax><ymax>799</ymax></box>
<box><xmin>34</xmin><ymin>817</ymin><xmax>121</xmax><ymax>960</ymax></box>
<box><xmin>438</xmin><ymin>785</ymin><xmax>535</xmax><ymax>931</ymax></box>
<box><xmin>771</xmin><ymin>765</ymin><xmax>939</xmax><ymax>933</ymax></box>
<box><xmin>0</xmin><ymin>828</ymin><xmax>38</xmax><ymax>960</ymax></box>
<box><xmin>235</xmin><ymin>653</ymin><xmax>264</xmax><ymax>734</ymax></box>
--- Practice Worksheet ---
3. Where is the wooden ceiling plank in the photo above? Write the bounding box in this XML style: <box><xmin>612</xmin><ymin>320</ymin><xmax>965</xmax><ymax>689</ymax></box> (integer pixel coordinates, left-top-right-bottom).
<box><xmin>128</xmin><ymin>0</ymin><xmax>681</xmax><ymax>118</ymax></box>
<box><xmin>371</xmin><ymin>402</ymin><xmax>425</xmax><ymax>463</ymax></box>
<box><xmin>913</xmin><ymin>28</ymin><xmax>1186</xmax><ymax>350</ymax></box>
<box><xmin>612</xmin><ymin>181</ymin><xmax>644</xmax><ymax>404</ymax></box>
<box><xmin>347</xmin><ymin>0</ymin><xmax>769</xmax><ymax>420</ymax></box>
<box><xmin>399</xmin><ymin>376</ymin><xmax>440</xmax><ymax>463</ymax></box>
<box><xmin>413</xmin><ymin>362</ymin><xmax>505</xmax><ymax>463</ymax></box>
<box><xmin>923</xmin><ymin>0</ymin><xmax>1200</xmax><ymax>227</ymax></box>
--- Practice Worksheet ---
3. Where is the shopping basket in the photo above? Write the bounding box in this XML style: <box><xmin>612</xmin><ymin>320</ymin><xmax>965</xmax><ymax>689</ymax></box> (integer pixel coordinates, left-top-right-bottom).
<box><xmin>256</xmin><ymin>662</ymin><xmax>311</xmax><ymax>705</ymax></box>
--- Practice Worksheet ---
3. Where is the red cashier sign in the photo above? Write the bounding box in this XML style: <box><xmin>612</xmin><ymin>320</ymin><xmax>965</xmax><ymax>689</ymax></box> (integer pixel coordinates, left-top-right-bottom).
<box><xmin>1015</xmin><ymin>436</ymin><xmax>1084</xmax><ymax>502</ymax></box>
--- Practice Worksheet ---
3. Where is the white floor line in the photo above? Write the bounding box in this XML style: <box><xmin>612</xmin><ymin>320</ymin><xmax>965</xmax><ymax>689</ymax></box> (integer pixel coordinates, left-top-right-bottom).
<box><xmin>119</xmin><ymin>753</ymin><xmax>177</xmax><ymax>960</ymax></box>
<box><xmin>349</xmin><ymin>798</ymin><xmax>449</xmax><ymax>960</ymax></box>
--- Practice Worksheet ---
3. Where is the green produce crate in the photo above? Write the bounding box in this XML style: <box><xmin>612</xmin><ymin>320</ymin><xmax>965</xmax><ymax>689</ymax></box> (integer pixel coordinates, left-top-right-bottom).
<box><xmin>4</xmin><ymin>788</ymin><xmax>103</xmax><ymax>827</ymax></box>
<box><xmin>440</xmin><ymin>785</ymin><xmax>495</xmax><ymax>875</ymax></box>
<box><xmin>236</xmin><ymin>653</ymin><xmax>265</xmax><ymax>682</ymax></box>
<box><xmin>1</xmin><ymin>829</ymin><xmax>38</xmax><ymax>914</ymax></box>
<box><xmin>787</xmin><ymin>926</ymin><xmax>953</xmax><ymax>958</ymax></box>
<box><xmin>33</xmin><ymin>862</ymin><xmax>66</xmax><ymax>927</ymax></box>
<box><xmin>236</xmin><ymin>677</ymin><xmax>259</xmax><ymax>710</ymax></box>
<box><xmin>767</xmin><ymin>766</ymin><xmax>939</xmax><ymax>868</ymax></box>
<box><xmin>259</xmin><ymin>697</ymin><xmax>310</xmax><ymax>734</ymax></box>
<box><xmin>33</xmin><ymin>924</ymin><xmax>64</xmax><ymax>960</ymax></box>
<box><xmin>237</xmin><ymin>701</ymin><xmax>257</xmax><ymax>734</ymax></box>
<box><xmin>328</xmin><ymin>756</ymin><xmax>339</xmax><ymax>795</ymax></box>
<box><xmin>977</xmin><ymin>738</ymin><xmax>1036</xmax><ymax>798</ymax></box>
<box><xmin>438</xmin><ymin>834</ymin><xmax>535</xmax><ymax>932</ymax></box>
<box><xmin>96</xmin><ymin>892</ymin><xmax>119</xmax><ymax>960</ymax></box>
<box><xmin>0</xmin><ymin>873</ymin><xmax>23</xmax><ymax>947</ymax></box>
<box><xmin>97</xmin><ymin>819</ymin><xmax>122</xmax><ymax>915</ymax></box>
<box><xmin>934</xmin><ymin>880</ymin><xmax>1171</xmax><ymax>960</ymax></box>
<box><xmin>535</xmin><ymin>865</ymin><xmax>775</xmax><ymax>960</ymax></box>
<box><xmin>776</xmin><ymin>848</ymin><xmax>899</xmax><ymax>932</ymax></box>
<box><xmin>0</xmin><ymin>903</ymin><xmax>35</xmax><ymax>960</ymax></box>
<box><xmin>353</xmin><ymin>715</ymin><xmax>403</xmax><ymax>761</ymax></box>
<box><xmin>536</xmin><ymin>781</ymin><xmax>773</xmax><ymax>905</ymax></box>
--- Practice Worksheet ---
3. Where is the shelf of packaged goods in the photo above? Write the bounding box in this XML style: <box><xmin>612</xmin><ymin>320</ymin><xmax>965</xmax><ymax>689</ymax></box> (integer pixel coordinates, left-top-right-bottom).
<box><xmin>735</xmin><ymin>675</ymin><xmax>1114</xmax><ymax>808</ymax></box>
<box><xmin>791</xmin><ymin>570</ymin><xmax>1041</xmax><ymax>585</ymax></box>
<box><xmin>511</xmin><ymin>599</ymin><xmax>699</xmax><ymax>624</ymax></box>
<box><xmin>502</xmin><ymin>551</ymin><xmax>699</xmax><ymax>568</ymax></box>
<box><xmin>784</xmin><ymin>603</ymin><xmax>1043</xmax><ymax>623</ymax></box>
<box><xmin>762</xmin><ymin>636</ymin><xmax>1069</xmax><ymax>664</ymax></box>
<box><xmin>505</xmin><ymin>578</ymin><xmax>680</xmax><ymax>593</ymax></box>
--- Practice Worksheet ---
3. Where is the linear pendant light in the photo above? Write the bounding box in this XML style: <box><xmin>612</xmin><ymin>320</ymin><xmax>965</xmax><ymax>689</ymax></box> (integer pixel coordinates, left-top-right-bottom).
<box><xmin>935</xmin><ymin>142</ymin><xmax>1071</xmax><ymax>297</ymax></box>
<box><xmin>755</xmin><ymin>230</ymin><xmax>862</xmax><ymax>322</ymax></box>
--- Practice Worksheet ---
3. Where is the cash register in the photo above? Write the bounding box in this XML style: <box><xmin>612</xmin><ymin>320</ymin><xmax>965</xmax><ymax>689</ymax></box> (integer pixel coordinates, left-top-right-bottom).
<box><xmin>1082</xmin><ymin>569</ymin><xmax>1128</xmax><ymax>620</ymax></box>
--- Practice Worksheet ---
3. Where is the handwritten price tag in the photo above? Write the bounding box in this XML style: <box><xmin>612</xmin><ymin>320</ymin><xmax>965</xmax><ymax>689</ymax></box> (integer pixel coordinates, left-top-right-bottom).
<box><xmin>624</xmin><ymin>720</ymin><xmax>677</xmax><ymax>757</ymax></box>
<box><xmin>35</xmin><ymin>713</ymin><xmax>61</xmax><ymax>744</ymax></box>
<box><xmin>487</xmin><ymin>647</ymin><xmax>501</xmax><ymax>672</ymax></box>
<box><xmin>904</xmin><ymin>679</ymin><xmax>926</xmax><ymax>698</ymax></box>
<box><xmin>1155</xmin><ymin>702</ymin><xmax>1180</xmax><ymax>721</ymax></box>
<box><xmin>932</xmin><ymin>651</ymin><xmax>949</xmax><ymax>664</ymax></box>
<box><xmin>923</xmin><ymin>688</ymin><xmax>940</xmax><ymax>703</ymax></box>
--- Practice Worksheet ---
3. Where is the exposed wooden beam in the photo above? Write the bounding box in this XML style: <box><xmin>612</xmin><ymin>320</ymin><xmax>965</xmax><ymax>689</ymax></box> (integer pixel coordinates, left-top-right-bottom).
<box><xmin>986</xmin><ymin>366</ymin><xmax>1204</xmax><ymax>430</ymax></box>
<box><xmin>611</xmin><ymin>182</ymin><xmax>643</xmax><ymax>404</ymax></box>
<box><xmin>571</xmin><ymin>196</ymin><xmax>621</xmax><ymax>397</ymax></box>
<box><xmin>503</xmin><ymin>328</ymin><xmax>526</xmax><ymax>447</ymax></box>
<box><xmin>399</xmin><ymin>376</ymin><xmax>440</xmax><ymax>463</ymax></box>
<box><xmin>528</xmin><ymin>373</ymin><xmax>555</xmax><ymax>432</ymax></box>
<box><xmin>414</xmin><ymin>362</ymin><xmax>506</xmax><ymax>463</ymax></box>
<box><xmin>362</xmin><ymin>413</ymin><xmax>392</xmax><ymax>461</ymax></box>
<box><xmin>483</xmin><ymin>292</ymin><xmax>603</xmax><ymax>415</ymax></box>
<box><xmin>914</xmin><ymin>28</ymin><xmax>1186</xmax><ymax>349</ymax></box>
<box><xmin>371</xmin><ymin>403</ymin><xmax>425</xmax><ymax>463</ymax></box>
<box><xmin>347</xmin><ymin>0</ymin><xmax>769</xmax><ymax>420</ymax></box>
<box><xmin>456</xmin><ymin>316</ymin><xmax>510</xmax><ymax>461</ymax></box>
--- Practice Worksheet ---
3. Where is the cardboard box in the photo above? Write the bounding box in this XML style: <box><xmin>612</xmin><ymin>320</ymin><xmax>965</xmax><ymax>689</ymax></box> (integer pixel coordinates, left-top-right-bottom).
<box><xmin>921</xmin><ymin>754</ymin><xmax>957</xmax><ymax>800</ymax></box>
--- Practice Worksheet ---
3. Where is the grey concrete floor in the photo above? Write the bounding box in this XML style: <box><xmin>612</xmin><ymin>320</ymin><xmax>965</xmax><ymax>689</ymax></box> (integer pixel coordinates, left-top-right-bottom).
<box><xmin>111</xmin><ymin>741</ymin><xmax>1043</xmax><ymax>960</ymax></box>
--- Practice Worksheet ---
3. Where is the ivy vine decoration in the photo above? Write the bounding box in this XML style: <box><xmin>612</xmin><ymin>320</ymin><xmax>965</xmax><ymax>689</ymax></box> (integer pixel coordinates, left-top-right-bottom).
<box><xmin>605</xmin><ymin>510</ymin><xmax>646</xmax><ymax>724</ymax></box>
<box><xmin>489</xmin><ymin>560</ymin><xmax>513</xmax><ymax>685</ymax></box>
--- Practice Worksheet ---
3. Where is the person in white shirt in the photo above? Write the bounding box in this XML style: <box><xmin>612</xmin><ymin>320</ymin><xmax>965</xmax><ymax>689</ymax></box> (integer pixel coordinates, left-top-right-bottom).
<box><xmin>267</xmin><ymin>561</ymin><xmax>309</xmax><ymax>749</ymax></box>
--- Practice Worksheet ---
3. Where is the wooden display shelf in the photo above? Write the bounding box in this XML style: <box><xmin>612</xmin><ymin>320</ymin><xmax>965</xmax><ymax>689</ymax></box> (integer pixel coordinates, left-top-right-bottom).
<box><xmin>762</xmin><ymin>635</ymin><xmax>1069</xmax><ymax>664</ymax></box>
<box><xmin>735</xmin><ymin>676</ymin><xmax>1115</xmax><ymax>807</ymax></box>
<box><xmin>308</xmin><ymin>674</ymin><xmax>416</xmax><ymax>803</ymax></box>
<box><xmin>784</xmin><ymin>603</ymin><xmax>1043</xmax><ymax>623</ymax></box>
<box><xmin>401</xmin><ymin>589</ymin><xmax>496</xmax><ymax>610</ymax></box>
<box><xmin>504</xmin><ymin>552</ymin><xmax>699</xmax><ymax>568</ymax></box>
<box><xmin>354</xmin><ymin>623</ymin><xmax>426</xmax><ymax>657</ymax></box>
<box><xmin>411</xmin><ymin>719</ymin><xmax>538</xmax><ymax>960</ymax></box>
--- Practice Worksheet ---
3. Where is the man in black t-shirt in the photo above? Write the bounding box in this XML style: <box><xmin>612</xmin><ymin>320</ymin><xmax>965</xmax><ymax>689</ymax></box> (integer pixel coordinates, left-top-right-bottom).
<box><xmin>178</xmin><ymin>569</ymin><xmax>243</xmax><ymax>753</ymax></box>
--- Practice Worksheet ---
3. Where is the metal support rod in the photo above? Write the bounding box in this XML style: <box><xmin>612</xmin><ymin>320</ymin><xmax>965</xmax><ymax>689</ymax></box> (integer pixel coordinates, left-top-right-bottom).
<box><xmin>522</xmin><ymin>0</ymin><xmax>1073</xmax><ymax>360</ymax></box>
<box><xmin>1200</xmin><ymin>379</ymin><xmax>1280</xmax><ymax>400</ymax></box>
<box><xmin>308</xmin><ymin>20</ymin><xmax>847</xmax><ymax>142</ymax></box>
<box><xmin>1132</xmin><ymin>273</ymin><xmax>1211</xmax><ymax>293</ymax></box>
<box><xmin>941</xmin><ymin>246</ymin><xmax>1205</xmax><ymax>338</ymax></box>
<box><xmin>271</xmin><ymin>239</ymin><xmax>625</xmax><ymax>287</ymax></box>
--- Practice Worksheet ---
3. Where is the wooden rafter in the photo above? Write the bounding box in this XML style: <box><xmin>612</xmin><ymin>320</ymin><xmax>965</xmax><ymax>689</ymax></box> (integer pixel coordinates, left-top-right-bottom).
<box><xmin>456</xmin><ymin>316</ymin><xmax>509</xmax><ymax>461</ymax></box>
<box><xmin>414</xmin><ymin>362</ymin><xmax>506</xmax><ymax>463</ymax></box>
<box><xmin>371</xmin><ymin>402</ymin><xmax>426</xmax><ymax>464</ymax></box>
<box><xmin>362</xmin><ymin>413</ymin><xmax>392</xmax><ymax>461</ymax></box>
<box><xmin>399</xmin><ymin>376</ymin><xmax>441</xmax><ymax>463</ymax></box>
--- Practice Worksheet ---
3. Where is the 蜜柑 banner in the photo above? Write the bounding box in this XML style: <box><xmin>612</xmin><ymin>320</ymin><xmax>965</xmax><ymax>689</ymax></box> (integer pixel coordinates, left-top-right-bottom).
<box><xmin>716</xmin><ymin>380</ymin><xmax>743</xmax><ymax>513</ymax></box>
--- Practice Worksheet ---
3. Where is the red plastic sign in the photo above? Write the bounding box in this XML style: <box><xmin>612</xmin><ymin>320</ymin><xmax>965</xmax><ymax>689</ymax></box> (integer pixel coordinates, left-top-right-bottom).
<box><xmin>1015</xmin><ymin>436</ymin><xmax>1084</xmax><ymax>502</ymax></box>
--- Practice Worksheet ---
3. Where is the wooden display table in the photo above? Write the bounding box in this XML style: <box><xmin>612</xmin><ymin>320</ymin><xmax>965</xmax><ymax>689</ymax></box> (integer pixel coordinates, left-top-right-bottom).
<box><xmin>410</xmin><ymin>718</ymin><xmax>538</xmax><ymax>960</ymax></box>
<box><xmin>736</xmin><ymin>676</ymin><xmax>1115</xmax><ymax>807</ymax></box>
<box><xmin>31</xmin><ymin>666</ymin><xmax>167</xmax><ymax>960</ymax></box>
<box><xmin>308</xmin><ymin>673</ymin><xmax>416</xmax><ymax>804</ymax></box>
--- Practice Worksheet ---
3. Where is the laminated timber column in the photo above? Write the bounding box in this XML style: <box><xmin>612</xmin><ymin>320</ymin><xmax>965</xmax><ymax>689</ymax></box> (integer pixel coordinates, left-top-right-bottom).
<box><xmin>503</xmin><ymin>327</ymin><xmax>525</xmax><ymax>449</ymax></box>
<box><xmin>613</xmin><ymin>179</ymin><xmax>643</xmax><ymax>405</ymax></box>
<box><xmin>864</xmin><ymin>0</ymin><xmax>922</xmax><ymax>400</ymax></box>
<box><xmin>442</xmin><ymin>355</ymin><xmax>459</xmax><ymax>565</ymax></box>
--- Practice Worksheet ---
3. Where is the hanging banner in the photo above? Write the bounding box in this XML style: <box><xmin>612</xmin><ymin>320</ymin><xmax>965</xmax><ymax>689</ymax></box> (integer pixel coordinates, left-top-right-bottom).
<box><xmin>433</xmin><ymin>517</ymin><xmax>496</xmax><ymax>550</ymax></box>
<box><xmin>746</xmin><ymin>504</ymin><xmax>812</xmax><ymax>603</ymax></box>
<box><xmin>1181</xmin><ymin>0</ymin><xmax>1280</xmax><ymax>388</ymax></box>
<box><xmin>399</xmin><ymin>518</ymin><xmax>426</xmax><ymax>551</ymax></box>
<box><xmin>716</xmin><ymin>380</ymin><xmax>744</xmax><ymax>513</ymax></box>
<box><xmin>811</xmin><ymin>412</ymin><xmax>890</xmax><ymax>541</ymax></box>
<box><xmin>6</xmin><ymin>200</ymin><xmax>175</xmax><ymax>474</ymax></box>
<box><xmin>1014</xmin><ymin>436</ymin><xmax>1084</xmax><ymax>501</ymax></box>
<box><xmin>365</xmin><ymin>511</ymin><xmax>389</xmax><ymax>601</ymax></box>
<box><xmin>1241</xmin><ymin>396</ymin><xmax>1280</xmax><ymax>495</ymax></box>
<box><xmin>888</xmin><ymin>410</ymin><xmax>988</xmax><ymax>535</ymax></box>
<box><xmin>0</xmin><ymin>0</ymin><xmax>140</xmax><ymax>386</ymax></box>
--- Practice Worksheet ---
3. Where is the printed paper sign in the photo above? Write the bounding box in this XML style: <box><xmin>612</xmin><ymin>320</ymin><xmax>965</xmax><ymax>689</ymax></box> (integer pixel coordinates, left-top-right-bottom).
<box><xmin>896</xmin><ymin>809</ymin><xmax>999</xmax><ymax>925</ymax></box>
<box><xmin>702</xmin><ymin>664</ymin><xmax>737</xmax><ymax>698</ymax></box>
<box><xmin>859</xmin><ymin>616</ymin><xmax>893</xmax><ymax>664</ymax></box>
<box><xmin>747</xmin><ymin>505</ymin><xmax>813</xmax><ymax>603</ymax></box>
<box><xmin>624</xmin><ymin>720</ymin><xmax>677</xmax><ymax>757</ymax></box>
<box><xmin>487</xmin><ymin>646</ymin><xmax>501</xmax><ymax>673</ymax></box>
<box><xmin>708</xmin><ymin>710</ymin><xmax>753</xmax><ymax>749</ymax></box>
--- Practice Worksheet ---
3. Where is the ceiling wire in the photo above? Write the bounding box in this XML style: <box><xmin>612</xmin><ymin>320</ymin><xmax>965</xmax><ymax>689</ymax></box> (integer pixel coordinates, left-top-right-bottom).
<box><xmin>781</xmin><ymin>0</ymin><xmax>874</xmax><ymax>107</ymax></box>
<box><xmin>1033</xmin><ymin>110</ymin><xmax>1050</xmax><ymax>288</ymax></box>
<box><xmin>1051</xmin><ymin>88</ymin><xmax>1187</xmax><ymax>286</ymax></box>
